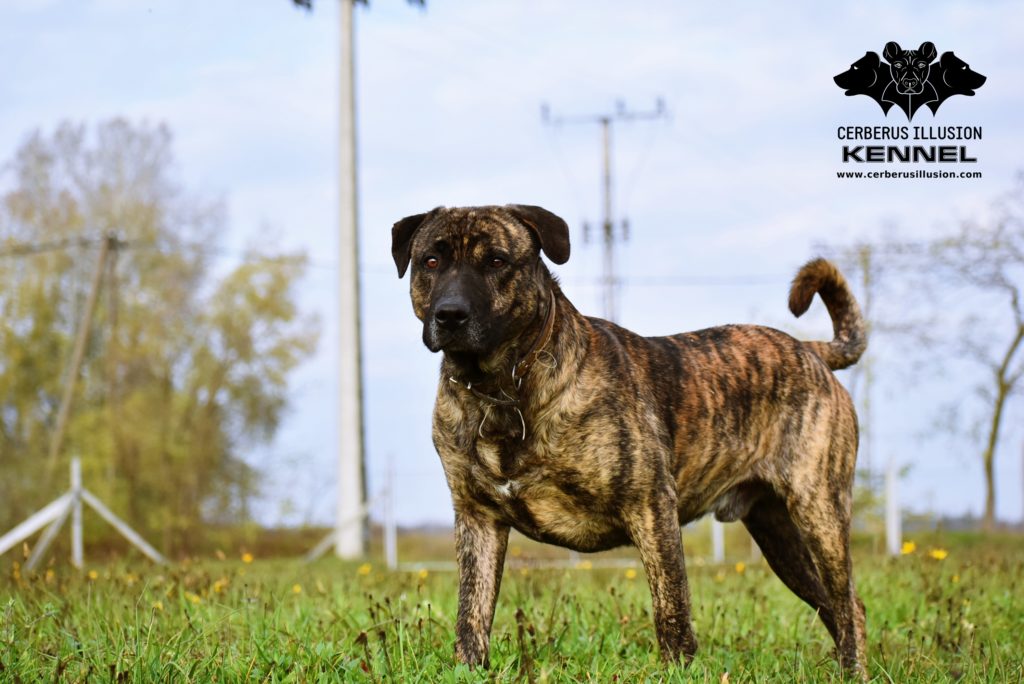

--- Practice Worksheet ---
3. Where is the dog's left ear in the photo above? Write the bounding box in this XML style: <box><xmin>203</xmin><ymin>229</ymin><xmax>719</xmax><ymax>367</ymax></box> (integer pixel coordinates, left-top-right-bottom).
<box><xmin>391</xmin><ymin>209</ymin><xmax>436</xmax><ymax>278</ymax></box>
<box><xmin>506</xmin><ymin>204</ymin><xmax>571</xmax><ymax>265</ymax></box>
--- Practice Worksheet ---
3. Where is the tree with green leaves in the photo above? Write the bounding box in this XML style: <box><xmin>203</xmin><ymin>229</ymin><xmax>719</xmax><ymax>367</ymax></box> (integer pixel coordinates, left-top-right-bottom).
<box><xmin>0</xmin><ymin>119</ymin><xmax>318</xmax><ymax>555</ymax></box>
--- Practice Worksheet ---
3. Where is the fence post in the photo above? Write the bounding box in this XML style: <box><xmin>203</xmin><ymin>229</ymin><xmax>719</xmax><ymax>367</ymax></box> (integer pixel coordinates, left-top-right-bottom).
<box><xmin>885</xmin><ymin>452</ymin><xmax>901</xmax><ymax>556</ymax></box>
<box><xmin>711</xmin><ymin>519</ymin><xmax>725</xmax><ymax>563</ymax></box>
<box><xmin>384</xmin><ymin>457</ymin><xmax>397</xmax><ymax>570</ymax></box>
<box><xmin>71</xmin><ymin>458</ymin><xmax>83</xmax><ymax>568</ymax></box>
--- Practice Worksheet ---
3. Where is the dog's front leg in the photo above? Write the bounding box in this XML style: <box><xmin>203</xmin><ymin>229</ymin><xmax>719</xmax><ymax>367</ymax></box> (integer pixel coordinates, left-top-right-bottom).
<box><xmin>626</xmin><ymin>492</ymin><xmax>698</xmax><ymax>663</ymax></box>
<box><xmin>453</xmin><ymin>507</ymin><xmax>509</xmax><ymax>667</ymax></box>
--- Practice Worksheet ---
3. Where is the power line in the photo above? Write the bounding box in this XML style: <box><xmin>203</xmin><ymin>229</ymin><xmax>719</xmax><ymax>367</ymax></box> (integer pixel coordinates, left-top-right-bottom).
<box><xmin>542</xmin><ymin>99</ymin><xmax>668</xmax><ymax>322</ymax></box>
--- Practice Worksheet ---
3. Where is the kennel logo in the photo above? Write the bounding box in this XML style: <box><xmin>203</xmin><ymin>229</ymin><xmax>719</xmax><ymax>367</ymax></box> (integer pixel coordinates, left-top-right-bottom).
<box><xmin>834</xmin><ymin>41</ymin><xmax>986</xmax><ymax>121</ymax></box>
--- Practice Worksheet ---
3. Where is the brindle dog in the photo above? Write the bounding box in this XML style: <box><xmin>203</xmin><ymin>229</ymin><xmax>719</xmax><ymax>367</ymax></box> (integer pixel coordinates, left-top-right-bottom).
<box><xmin>391</xmin><ymin>204</ymin><xmax>869</xmax><ymax>676</ymax></box>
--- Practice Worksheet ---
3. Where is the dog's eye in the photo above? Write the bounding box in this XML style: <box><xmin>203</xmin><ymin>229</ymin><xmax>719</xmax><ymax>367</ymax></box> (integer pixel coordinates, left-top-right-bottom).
<box><xmin>424</xmin><ymin>256</ymin><xmax>440</xmax><ymax>269</ymax></box>
<box><xmin>489</xmin><ymin>257</ymin><xmax>507</xmax><ymax>269</ymax></box>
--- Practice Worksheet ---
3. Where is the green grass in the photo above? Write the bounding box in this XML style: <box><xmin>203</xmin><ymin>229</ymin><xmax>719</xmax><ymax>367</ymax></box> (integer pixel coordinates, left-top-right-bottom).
<box><xmin>2</xmin><ymin>533</ymin><xmax>1023</xmax><ymax>682</ymax></box>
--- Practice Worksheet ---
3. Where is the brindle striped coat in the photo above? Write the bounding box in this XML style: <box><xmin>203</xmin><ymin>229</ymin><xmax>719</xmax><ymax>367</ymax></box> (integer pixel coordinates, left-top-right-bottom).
<box><xmin>392</xmin><ymin>205</ymin><xmax>868</xmax><ymax>677</ymax></box>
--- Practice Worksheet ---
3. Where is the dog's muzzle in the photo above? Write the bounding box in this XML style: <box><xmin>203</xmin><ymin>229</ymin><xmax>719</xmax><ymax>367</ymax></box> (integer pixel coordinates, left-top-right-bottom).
<box><xmin>424</xmin><ymin>292</ymin><xmax>487</xmax><ymax>353</ymax></box>
<box><xmin>898</xmin><ymin>76</ymin><xmax>924</xmax><ymax>94</ymax></box>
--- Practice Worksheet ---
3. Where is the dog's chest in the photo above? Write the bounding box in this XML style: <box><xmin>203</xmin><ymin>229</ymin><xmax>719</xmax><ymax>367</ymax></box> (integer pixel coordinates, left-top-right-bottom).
<box><xmin>466</xmin><ymin>438</ymin><xmax>627</xmax><ymax>552</ymax></box>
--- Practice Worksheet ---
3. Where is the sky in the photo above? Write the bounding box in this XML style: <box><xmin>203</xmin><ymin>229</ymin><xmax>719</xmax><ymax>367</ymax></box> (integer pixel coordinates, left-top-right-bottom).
<box><xmin>1</xmin><ymin>0</ymin><xmax>1023</xmax><ymax>529</ymax></box>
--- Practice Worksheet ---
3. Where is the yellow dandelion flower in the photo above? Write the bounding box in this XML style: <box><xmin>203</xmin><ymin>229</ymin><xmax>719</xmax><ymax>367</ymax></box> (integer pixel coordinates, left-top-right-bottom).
<box><xmin>185</xmin><ymin>592</ymin><xmax>201</xmax><ymax>605</ymax></box>
<box><xmin>241</xmin><ymin>552</ymin><xmax>254</xmax><ymax>564</ymax></box>
<box><xmin>734</xmin><ymin>562</ymin><xmax>746</xmax><ymax>574</ymax></box>
<box><xmin>624</xmin><ymin>568</ymin><xmax>638</xmax><ymax>580</ymax></box>
<box><xmin>87</xmin><ymin>570</ymin><xmax>99</xmax><ymax>580</ymax></box>
<box><xmin>928</xmin><ymin>548</ymin><xmax>948</xmax><ymax>560</ymax></box>
<box><xmin>292</xmin><ymin>584</ymin><xmax>303</xmax><ymax>594</ymax></box>
<box><xmin>357</xmin><ymin>563</ymin><xmax>372</xmax><ymax>576</ymax></box>
<box><xmin>418</xmin><ymin>568</ymin><xmax>429</xmax><ymax>580</ymax></box>
<box><xmin>45</xmin><ymin>569</ymin><xmax>55</xmax><ymax>583</ymax></box>
<box><xmin>900</xmin><ymin>541</ymin><xmax>916</xmax><ymax>555</ymax></box>
<box><xmin>510</xmin><ymin>546</ymin><xmax>523</xmax><ymax>558</ymax></box>
<box><xmin>951</xmin><ymin>574</ymin><xmax>960</xmax><ymax>584</ymax></box>
<box><xmin>213</xmin><ymin>578</ymin><xmax>229</xmax><ymax>594</ymax></box>
<box><xmin>576</xmin><ymin>560</ymin><xmax>593</xmax><ymax>570</ymax></box>
<box><xmin>519</xmin><ymin>567</ymin><xmax>530</xmax><ymax>577</ymax></box>
<box><xmin>714</xmin><ymin>570</ymin><xmax>726</xmax><ymax>583</ymax></box>
<box><xmin>152</xmin><ymin>600</ymin><xmax>164</xmax><ymax>612</ymax></box>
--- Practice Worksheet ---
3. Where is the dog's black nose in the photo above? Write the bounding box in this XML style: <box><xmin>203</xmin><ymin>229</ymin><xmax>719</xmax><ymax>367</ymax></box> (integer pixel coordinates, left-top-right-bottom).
<box><xmin>434</xmin><ymin>296</ymin><xmax>470</xmax><ymax>330</ymax></box>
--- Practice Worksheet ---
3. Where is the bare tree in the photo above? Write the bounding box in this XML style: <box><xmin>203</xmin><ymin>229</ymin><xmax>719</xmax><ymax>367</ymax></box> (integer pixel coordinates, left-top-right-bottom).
<box><xmin>825</xmin><ymin>180</ymin><xmax>1024</xmax><ymax>531</ymax></box>
<box><xmin>929</xmin><ymin>183</ymin><xmax>1024</xmax><ymax>530</ymax></box>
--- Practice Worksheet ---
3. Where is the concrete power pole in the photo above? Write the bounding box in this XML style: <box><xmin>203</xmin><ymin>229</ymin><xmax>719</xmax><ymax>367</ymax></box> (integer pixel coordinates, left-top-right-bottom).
<box><xmin>542</xmin><ymin>99</ymin><xmax>666</xmax><ymax>323</ymax></box>
<box><xmin>337</xmin><ymin>0</ymin><xmax>366</xmax><ymax>559</ymax></box>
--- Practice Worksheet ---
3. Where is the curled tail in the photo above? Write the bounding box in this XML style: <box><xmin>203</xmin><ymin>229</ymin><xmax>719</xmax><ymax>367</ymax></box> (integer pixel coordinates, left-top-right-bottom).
<box><xmin>788</xmin><ymin>258</ymin><xmax>867</xmax><ymax>370</ymax></box>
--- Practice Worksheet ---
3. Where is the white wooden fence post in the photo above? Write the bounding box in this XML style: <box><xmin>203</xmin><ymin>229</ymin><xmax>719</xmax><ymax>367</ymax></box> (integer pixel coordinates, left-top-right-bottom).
<box><xmin>711</xmin><ymin>519</ymin><xmax>725</xmax><ymax>563</ymax></box>
<box><xmin>71</xmin><ymin>458</ymin><xmax>83</xmax><ymax>568</ymax></box>
<box><xmin>0</xmin><ymin>493</ymin><xmax>74</xmax><ymax>559</ymax></box>
<box><xmin>885</xmin><ymin>452</ymin><xmax>901</xmax><ymax>556</ymax></box>
<box><xmin>24</xmin><ymin>499</ymin><xmax>73</xmax><ymax>572</ymax></box>
<box><xmin>384</xmin><ymin>457</ymin><xmax>397</xmax><ymax>571</ymax></box>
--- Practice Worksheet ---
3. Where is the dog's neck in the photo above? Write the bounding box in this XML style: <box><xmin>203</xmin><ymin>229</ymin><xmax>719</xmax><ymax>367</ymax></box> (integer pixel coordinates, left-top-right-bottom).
<box><xmin>442</xmin><ymin>280</ymin><xmax>583</xmax><ymax>401</ymax></box>
<box><xmin>443</xmin><ymin>290</ymin><xmax>555</xmax><ymax>387</ymax></box>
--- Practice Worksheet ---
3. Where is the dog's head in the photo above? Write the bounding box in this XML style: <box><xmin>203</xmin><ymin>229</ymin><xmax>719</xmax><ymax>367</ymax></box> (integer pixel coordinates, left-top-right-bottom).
<box><xmin>883</xmin><ymin>41</ymin><xmax>937</xmax><ymax>95</ymax></box>
<box><xmin>391</xmin><ymin>204</ymin><xmax>569</xmax><ymax>359</ymax></box>
<box><xmin>936</xmin><ymin>51</ymin><xmax>986</xmax><ymax>94</ymax></box>
<box><xmin>834</xmin><ymin>51</ymin><xmax>885</xmax><ymax>94</ymax></box>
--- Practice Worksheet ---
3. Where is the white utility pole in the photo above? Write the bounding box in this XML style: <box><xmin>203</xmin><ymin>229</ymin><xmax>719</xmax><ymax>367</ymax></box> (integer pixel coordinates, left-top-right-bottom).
<box><xmin>337</xmin><ymin>0</ymin><xmax>366</xmax><ymax>559</ymax></box>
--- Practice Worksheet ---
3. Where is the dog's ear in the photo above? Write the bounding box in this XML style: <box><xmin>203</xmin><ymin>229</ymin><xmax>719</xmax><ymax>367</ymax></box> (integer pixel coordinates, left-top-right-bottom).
<box><xmin>883</xmin><ymin>41</ymin><xmax>902</xmax><ymax>62</ymax></box>
<box><xmin>918</xmin><ymin>41</ymin><xmax>937</xmax><ymax>63</ymax></box>
<box><xmin>391</xmin><ymin>209</ymin><xmax>437</xmax><ymax>278</ymax></box>
<box><xmin>863</xmin><ymin>51</ymin><xmax>880</xmax><ymax>67</ymax></box>
<box><xmin>506</xmin><ymin>204</ymin><xmax>570</xmax><ymax>265</ymax></box>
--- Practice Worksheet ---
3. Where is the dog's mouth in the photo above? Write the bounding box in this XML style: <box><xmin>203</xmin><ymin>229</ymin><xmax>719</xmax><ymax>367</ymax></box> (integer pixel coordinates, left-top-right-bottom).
<box><xmin>423</xmin><ymin>320</ymin><xmax>490</xmax><ymax>355</ymax></box>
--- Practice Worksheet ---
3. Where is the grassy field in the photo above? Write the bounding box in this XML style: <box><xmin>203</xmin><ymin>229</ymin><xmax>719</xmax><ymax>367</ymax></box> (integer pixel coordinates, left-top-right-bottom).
<box><xmin>2</xmin><ymin>531</ymin><xmax>1022</xmax><ymax>682</ymax></box>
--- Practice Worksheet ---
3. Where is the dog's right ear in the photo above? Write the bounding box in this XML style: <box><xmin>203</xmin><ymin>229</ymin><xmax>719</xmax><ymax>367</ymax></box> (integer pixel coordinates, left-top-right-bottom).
<box><xmin>917</xmin><ymin>41</ymin><xmax>937</xmax><ymax>63</ymax></box>
<box><xmin>391</xmin><ymin>210</ymin><xmax>434</xmax><ymax>278</ymax></box>
<box><xmin>862</xmin><ymin>51</ymin><xmax>880</xmax><ymax>67</ymax></box>
<box><xmin>883</xmin><ymin>41</ymin><xmax>902</xmax><ymax>62</ymax></box>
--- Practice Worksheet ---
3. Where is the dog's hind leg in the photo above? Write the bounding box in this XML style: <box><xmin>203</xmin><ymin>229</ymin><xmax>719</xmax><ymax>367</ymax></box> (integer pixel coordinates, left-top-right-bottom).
<box><xmin>786</xmin><ymin>479</ymin><xmax>867</xmax><ymax>679</ymax></box>
<box><xmin>741</xmin><ymin>491</ymin><xmax>839</xmax><ymax>643</ymax></box>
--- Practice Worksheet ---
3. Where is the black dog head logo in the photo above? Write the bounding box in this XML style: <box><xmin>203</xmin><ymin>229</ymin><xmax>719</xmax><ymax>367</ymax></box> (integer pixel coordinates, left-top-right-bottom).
<box><xmin>834</xmin><ymin>51</ymin><xmax>894</xmax><ymax>114</ymax></box>
<box><xmin>834</xmin><ymin>41</ymin><xmax>985</xmax><ymax>121</ymax></box>
<box><xmin>884</xmin><ymin>41</ymin><xmax>936</xmax><ymax>95</ymax></box>
<box><xmin>927</xmin><ymin>51</ymin><xmax>987</xmax><ymax>114</ymax></box>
